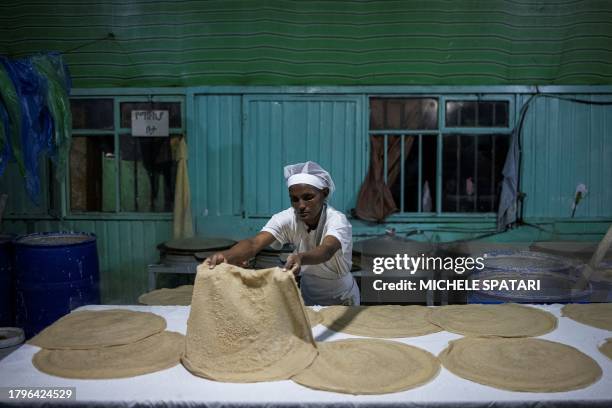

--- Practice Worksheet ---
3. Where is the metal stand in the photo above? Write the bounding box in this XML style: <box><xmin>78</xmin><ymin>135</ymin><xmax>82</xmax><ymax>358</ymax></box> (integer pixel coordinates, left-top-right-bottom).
<box><xmin>147</xmin><ymin>263</ymin><xmax>198</xmax><ymax>291</ymax></box>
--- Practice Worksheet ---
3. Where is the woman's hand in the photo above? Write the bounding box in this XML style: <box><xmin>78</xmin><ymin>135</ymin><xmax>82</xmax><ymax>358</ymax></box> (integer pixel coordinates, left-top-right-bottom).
<box><xmin>206</xmin><ymin>252</ymin><xmax>227</xmax><ymax>269</ymax></box>
<box><xmin>283</xmin><ymin>253</ymin><xmax>303</xmax><ymax>276</ymax></box>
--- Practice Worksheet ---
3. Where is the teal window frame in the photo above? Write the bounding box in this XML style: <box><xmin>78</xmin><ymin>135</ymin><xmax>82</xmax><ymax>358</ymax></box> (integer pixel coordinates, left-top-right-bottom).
<box><xmin>368</xmin><ymin>93</ymin><xmax>515</xmax><ymax>221</ymax></box>
<box><xmin>66</xmin><ymin>91</ymin><xmax>186</xmax><ymax>220</ymax></box>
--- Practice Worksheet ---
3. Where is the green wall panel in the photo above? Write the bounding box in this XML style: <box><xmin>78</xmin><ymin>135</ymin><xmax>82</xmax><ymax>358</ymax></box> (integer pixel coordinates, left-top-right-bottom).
<box><xmin>189</xmin><ymin>94</ymin><xmax>242</xmax><ymax>226</ymax></box>
<box><xmin>243</xmin><ymin>95</ymin><xmax>364</xmax><ymax>217</ymax></box>
<box><xmin>521</xmin><ymin>94</ymin><xmax>612</xmax><ymax>218</ymax></box>
<box><xmin>0</xmin><ymin>160</ymin><xmax>51</xmax><ymax>216</ymax></box>
<box><xmin>2</xmin><ymin>1</ymin><xmax>612</xmax><ymax>87</ymax></box>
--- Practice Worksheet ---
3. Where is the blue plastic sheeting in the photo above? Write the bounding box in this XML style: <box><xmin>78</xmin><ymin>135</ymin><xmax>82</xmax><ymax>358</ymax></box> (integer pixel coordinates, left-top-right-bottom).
<box><xmin>0</xmin><ymin>53</ymin><xmax>71</xmax><ymax>204</ymax></box>
<box><xmin>0</xmin><ymin>100</ymin><xmax>10</xmax><ymax>176</ymax></box>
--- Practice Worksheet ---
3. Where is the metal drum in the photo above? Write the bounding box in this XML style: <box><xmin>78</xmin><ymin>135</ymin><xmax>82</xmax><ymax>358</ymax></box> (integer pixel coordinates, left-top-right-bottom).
<box><xmin>148</xmin><ymin>237</ymin><xmax>236</xmax><ymax>291</ymax></box>
<box><xmin>159</xmin><ymin>237</ymin><xmax>236</xmax><ymax>266</ymax></box>
<box><xmin>467</xmin><ymin>250</ymin><xmax>590</xmax><ymax>304</ymax></box>
<box><xmin>0</xmin><ymin>234</ymin><xmax>15</xmax><ymax>327</ymax></box>
<box><xmin>14</xmin><ymin>232</ymin><xmax>101</xmax><ymax>338</ymax></box>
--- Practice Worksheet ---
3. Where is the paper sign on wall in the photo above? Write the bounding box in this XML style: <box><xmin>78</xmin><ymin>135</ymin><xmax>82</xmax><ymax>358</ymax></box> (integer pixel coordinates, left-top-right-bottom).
<box><xmin>131</xmin><ymin>110</ymin><xmax>169</xmax><ymax>137</ymax></box>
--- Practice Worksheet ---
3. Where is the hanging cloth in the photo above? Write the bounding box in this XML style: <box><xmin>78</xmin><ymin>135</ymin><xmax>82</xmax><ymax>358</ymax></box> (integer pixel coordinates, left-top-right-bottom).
<box><xmin>172</xmin><ymin>136</ymin><xmax>194</xmax><ymax>239</ymax></box>
<box><xmin>354</xmin><ymin>135</ymin><xmax>414</xmax><ymax>222</ymax></box>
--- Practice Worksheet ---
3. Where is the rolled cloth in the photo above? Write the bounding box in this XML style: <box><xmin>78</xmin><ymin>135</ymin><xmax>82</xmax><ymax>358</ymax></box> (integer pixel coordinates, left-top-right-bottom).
<box><xmin>182</xmin><ymin>262</ymin><xmax>318</xmax><ymax>382</ymax></box>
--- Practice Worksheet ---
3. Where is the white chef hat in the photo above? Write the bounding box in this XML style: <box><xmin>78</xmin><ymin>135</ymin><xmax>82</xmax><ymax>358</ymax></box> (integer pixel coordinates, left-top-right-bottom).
<box><xmin>284</xmin><ymin>161</ymin><xmax>335</xmax><ymax>195</ymax></box>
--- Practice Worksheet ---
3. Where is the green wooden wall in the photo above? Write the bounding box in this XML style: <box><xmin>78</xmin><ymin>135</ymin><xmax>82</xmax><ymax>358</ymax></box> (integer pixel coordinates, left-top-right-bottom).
<box><xmin>2</xmin><ymin>1</ymin><xmax>612</xmax><ymax>87</ymax></box>
<box><xmin>187</xmin><ymin>88</ymin><xmax>612</xmax><ymax>245</ymax></box>
<box><xmin>521</xmin><ymin>95</ymin><xmax>612</xmax><ymax>218</ymax></box>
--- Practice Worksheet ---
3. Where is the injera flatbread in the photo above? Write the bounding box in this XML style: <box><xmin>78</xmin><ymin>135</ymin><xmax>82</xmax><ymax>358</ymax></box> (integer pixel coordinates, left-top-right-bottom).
<box><xmin>599</xmin><ymin>339</ymin><xmax>612</xmax><ymax>359</ymax></box>
<box><xmin>306</xmin><ymin>308</ymin><xmax>323</xmax><ymax>327</ymax></box>
<box><xmin>181</xmin><ymin>263</ymin><xmax>317</xmax><ymax>382</ymax></box>
<box><xmin>439</xmin><ymin>337</ymin><xmax>602</xmax><ymax>392</ymax></box>
<box><xmin>321</xmin><ymin>305</ymin><xmax>441</xmax><ymax>338</ymax></box>
<box><xmin>561</xmin><ymin>303</ymin><xmax>612</xmax><ymax>331</ymax></box>
<box><xmin>292</xmin><ymin>339</ymin><xmax>440</xmax><ymax>394</ymax></box>
<box><xmin>29</xmin><ymin>309</ymin><xmax>166</xmax><ymax>349</ymax></box>
<box><xmin>427</xmin><ymin>304</ymin><xmax>557</xmax><ymax>337</ymax></box>
<box><xmin>33</xmin><ymin>331</ymin><xmax>184</xmax><ymax>379</ymax></box>
<box><xmin>138</xmin><ymin>285</ymin><xmax>193</xmax><ymax>306</ymax></box>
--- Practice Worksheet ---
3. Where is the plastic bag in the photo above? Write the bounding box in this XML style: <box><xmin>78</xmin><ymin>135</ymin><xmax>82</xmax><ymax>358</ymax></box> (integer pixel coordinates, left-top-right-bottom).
<box><xmin>32</xmin><ymin>52</ymin><xmax>72</xmax><ymax>182</ymax></box>
<box><xmin>0</xmin><ymin>53</ymin><xmax>71</xmax><ymax>204</ymax></box>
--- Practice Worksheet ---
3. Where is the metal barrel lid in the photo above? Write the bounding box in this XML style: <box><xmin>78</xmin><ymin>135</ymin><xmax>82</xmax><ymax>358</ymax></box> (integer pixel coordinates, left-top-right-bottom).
<box><xmin>160</xmin><ymin>237</ymin><xmax>236</xmax><ymax>253</ymax></box>
<box><xmin>15</xmin><ymin>232</ymin><xmax>96</xmax><ymax>247</ymax></box>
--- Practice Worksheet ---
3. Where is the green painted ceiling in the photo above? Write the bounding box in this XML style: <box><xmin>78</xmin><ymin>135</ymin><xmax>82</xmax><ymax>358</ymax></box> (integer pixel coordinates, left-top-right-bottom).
<box><xmin>1</xmin><ymin>0</ymin><xmax>611</xmax><ymax>87</ymax></box>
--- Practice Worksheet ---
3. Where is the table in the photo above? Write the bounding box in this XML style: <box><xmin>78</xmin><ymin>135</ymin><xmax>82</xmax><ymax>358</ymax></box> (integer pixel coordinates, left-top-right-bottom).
<box><xmin>0</xmin><ymin>304</ymin><xmax>610</xmax><ymax>407</ymax></box>
<box><xmin>147</xmin><ymin>263</ymin><xmax>197</xmax><ymax>291</ymax></box>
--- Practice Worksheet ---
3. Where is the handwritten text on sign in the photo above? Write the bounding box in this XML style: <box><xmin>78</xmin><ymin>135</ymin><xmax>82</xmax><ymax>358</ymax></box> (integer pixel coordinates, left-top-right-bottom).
<box><xmin>131</xmin><ymin>110</ymin><xmax>169</xmax><ymax>137</ymax></box>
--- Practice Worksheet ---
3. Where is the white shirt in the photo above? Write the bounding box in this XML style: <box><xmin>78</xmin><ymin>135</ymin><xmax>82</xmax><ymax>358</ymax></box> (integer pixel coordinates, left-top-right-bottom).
<box><xmin>261</xmin><ymin>205</ymin><xmax>353</xmax><ymax>279</ymax></box>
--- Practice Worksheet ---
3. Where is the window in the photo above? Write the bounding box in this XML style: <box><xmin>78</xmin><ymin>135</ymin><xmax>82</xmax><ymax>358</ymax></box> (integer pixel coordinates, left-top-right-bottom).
<box><xmin>69</xmin><ymin>97</ymin><xmax>184</xmax><ymax>214</ymax></box>
<box><xmin>445</xmin><ymin>100</ymin><xmax>509</xmax><ymax>127</ymax></box>
<box><xmin>442</xmin><ymin>133</ymin><xmax>509</xmax><ymax>212</ymax></box>
<box><xmin>368</xmin><ymin>96</ymin><xmax>512</xmax><ymax>215</ymax></box>
<box><xmin>70</xmin><ymin>135</ymin><xmax>115</xmax><ymax>212</ymax></box>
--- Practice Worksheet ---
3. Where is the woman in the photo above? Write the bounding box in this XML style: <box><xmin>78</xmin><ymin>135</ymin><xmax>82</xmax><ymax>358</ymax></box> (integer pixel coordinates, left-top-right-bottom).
<box><xmin>208</xmin><ymin>161</ymin><xmax>360</xmax><ymax>306</ymax></box>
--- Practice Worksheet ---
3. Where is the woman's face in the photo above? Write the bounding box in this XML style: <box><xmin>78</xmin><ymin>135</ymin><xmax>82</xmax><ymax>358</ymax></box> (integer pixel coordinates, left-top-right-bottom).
<box><xmin>288</xmin><ymin>184</ymin><xmax>329</xmax><ymax>227</ymax></box>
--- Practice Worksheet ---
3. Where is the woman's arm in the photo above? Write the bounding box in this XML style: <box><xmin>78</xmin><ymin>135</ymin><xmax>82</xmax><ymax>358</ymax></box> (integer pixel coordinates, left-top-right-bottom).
<box><xmin>283</xmin><ymin>235</ymin><xmax>341</xmax><ymax>273</ymax></box>
<box><xmin>207</xmin><ymin>231</ymin><xmax>276</xmax><ymax>268</ymax></box>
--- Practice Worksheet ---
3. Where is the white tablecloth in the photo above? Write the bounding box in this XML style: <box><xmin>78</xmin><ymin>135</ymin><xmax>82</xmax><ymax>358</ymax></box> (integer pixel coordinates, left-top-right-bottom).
<box><xmin>0</xmin><ymin>304</ymin><xmax>610</xmax><ymax>407</ymax></box>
